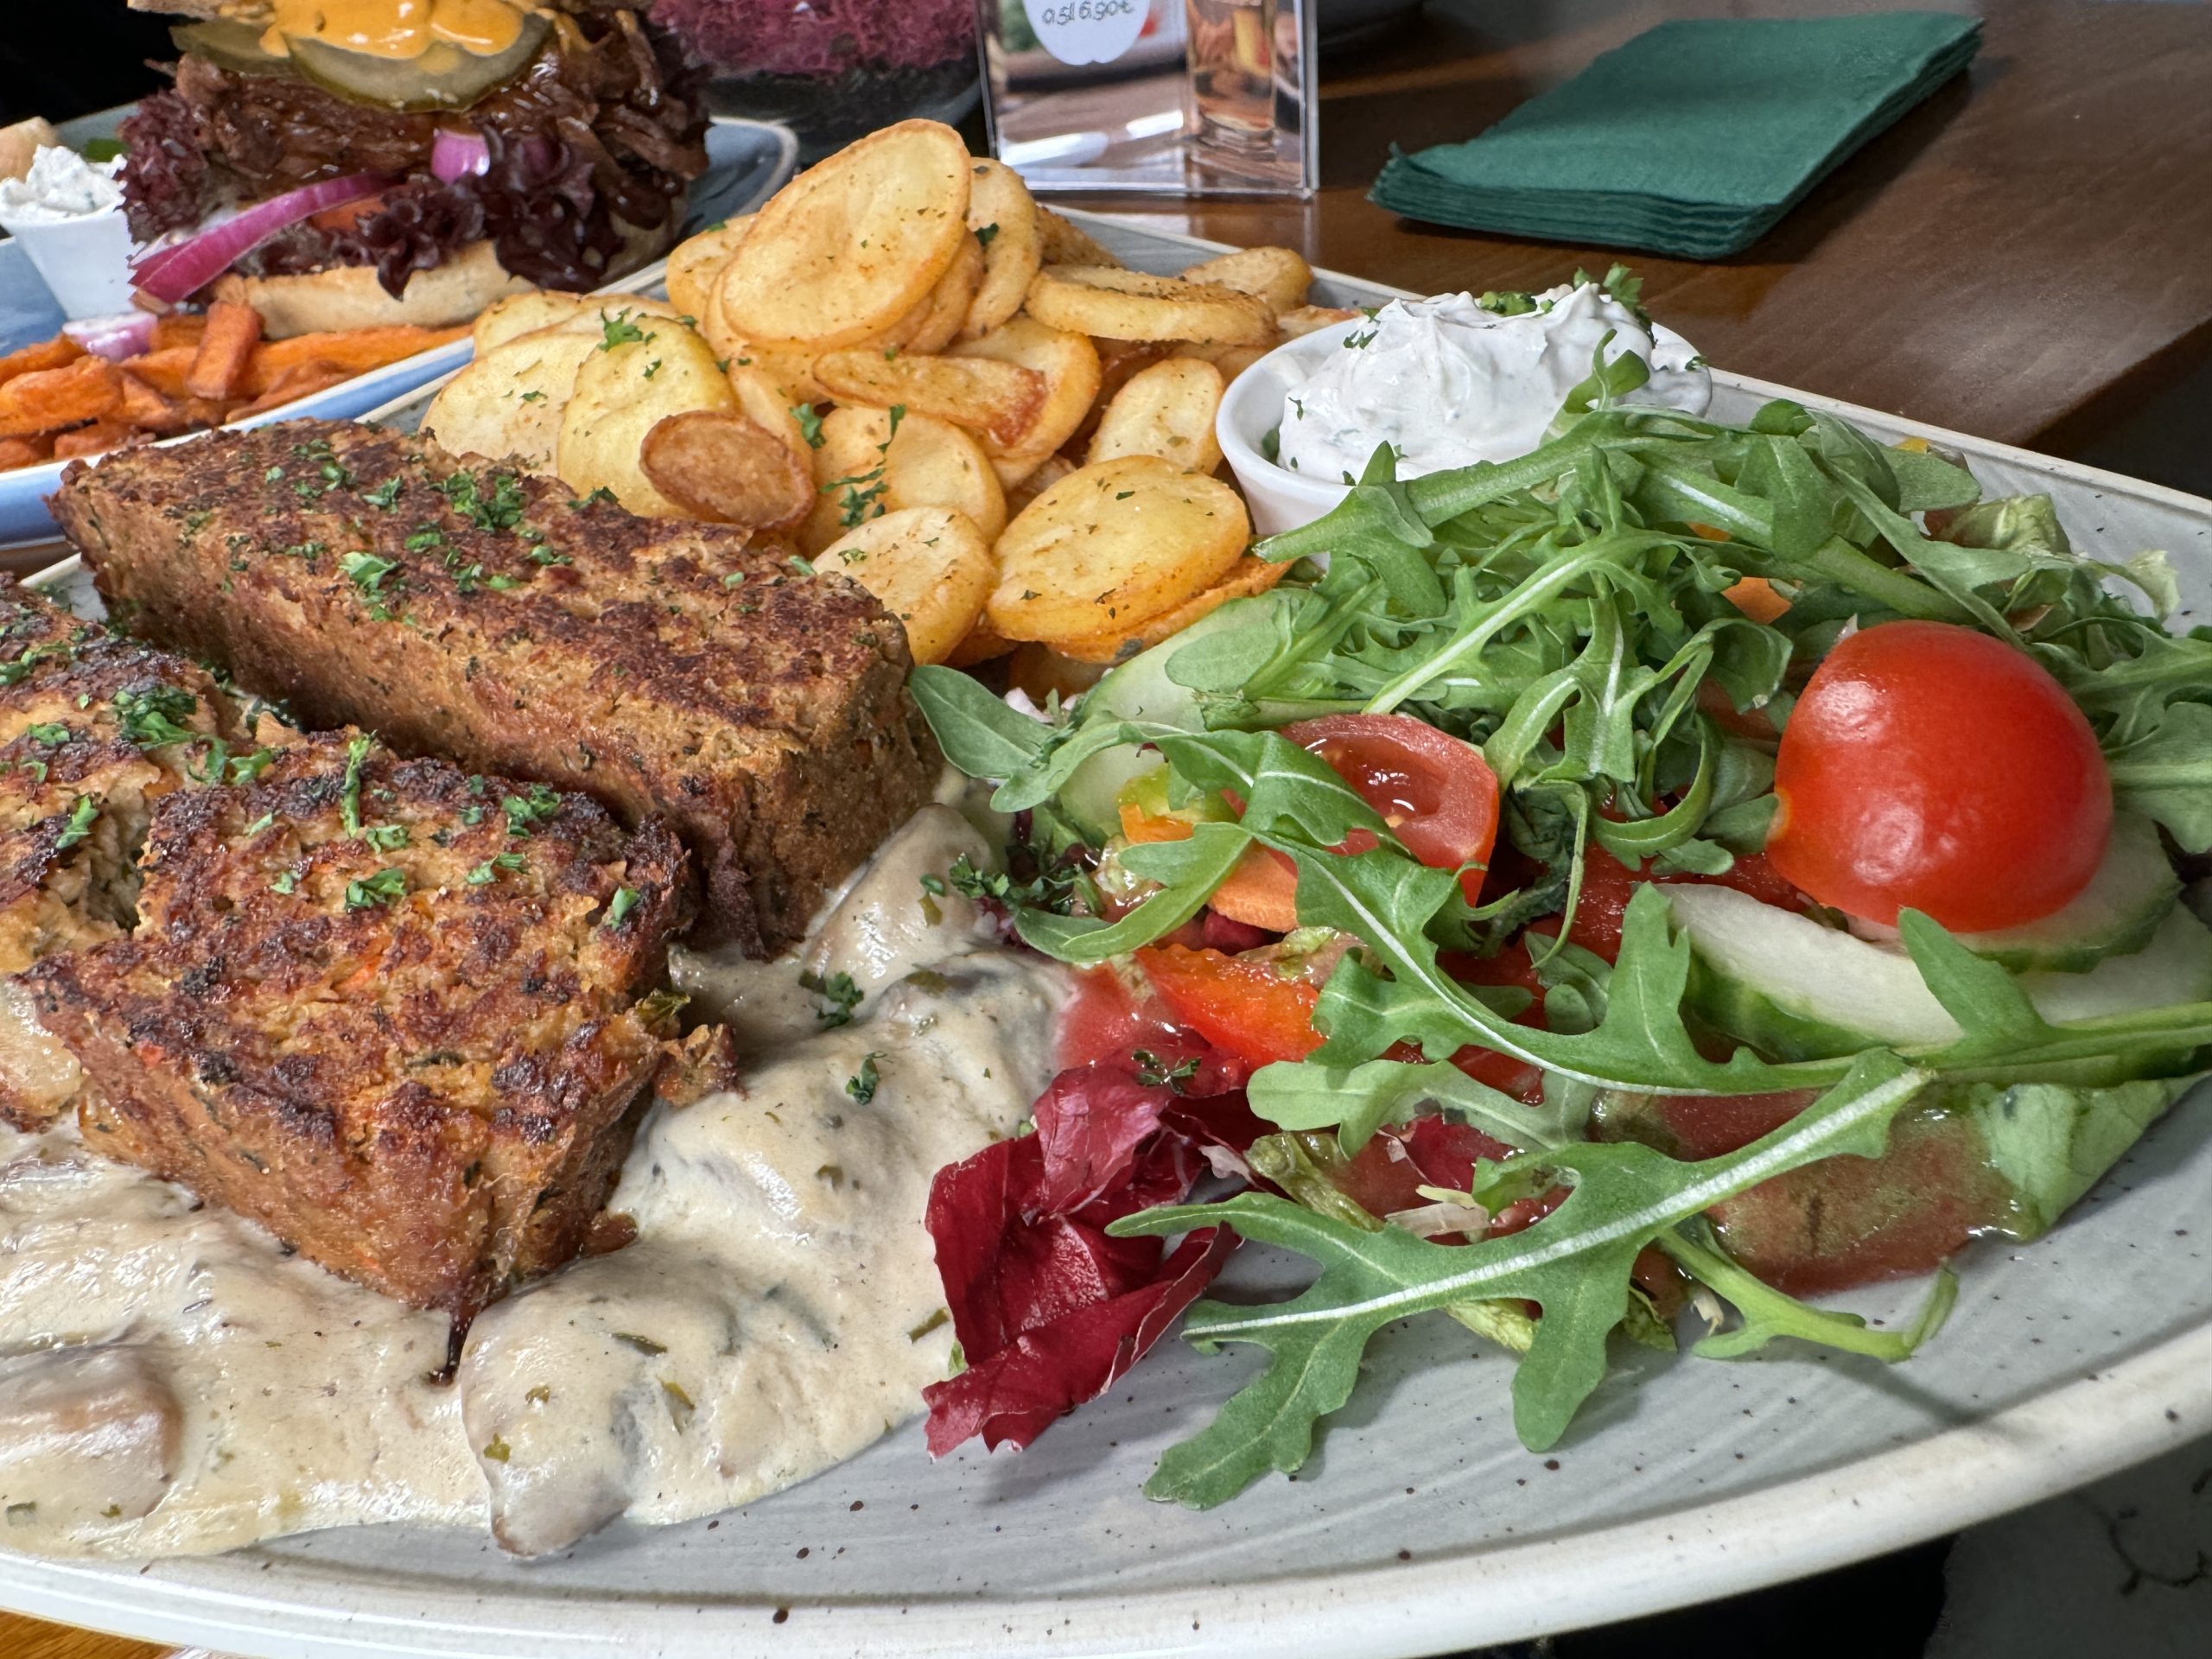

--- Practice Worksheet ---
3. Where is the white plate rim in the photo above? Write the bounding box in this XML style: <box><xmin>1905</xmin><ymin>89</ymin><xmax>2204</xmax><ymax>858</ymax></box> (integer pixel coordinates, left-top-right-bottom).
<box><xmin>2</xmin><ymin>207</ymin><xmax>2209</xmax><ymax>1659</ymax></box>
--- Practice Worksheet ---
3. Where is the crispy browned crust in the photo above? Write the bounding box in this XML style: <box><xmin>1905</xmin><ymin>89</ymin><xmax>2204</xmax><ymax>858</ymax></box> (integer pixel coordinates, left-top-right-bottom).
<box><xmin>26</xmin><ymin>732</ymin><xmax>692</xmax><ymax>1319</ymax></box>
<box><xmin>52</xmin><ymin>419</ymin><xmax>942</xmax><ymax>955</ymax></box>
<box><xmin>0</xmin><ymin>579</ymin><xmax>251</xmax><ymax>1128</ymax></box>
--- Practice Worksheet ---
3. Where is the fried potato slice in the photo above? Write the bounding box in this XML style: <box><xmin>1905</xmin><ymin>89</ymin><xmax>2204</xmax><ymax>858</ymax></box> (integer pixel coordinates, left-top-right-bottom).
<box><xmin>812</xmin><ymin>348</ymin><xmax>1045</xmax><ymax>449</ymax></box>
<box><xmin>943</xmin><ymin>620</ymin><xmax>1017</xmax><ymax>668</ymax></box>
<box><xmin>817</xmin><ymin>505</ymin><xmax>995</xmax><ymax>666</ymax></box>
<box><xmin>716</xmin><ymin>118</ymin><xmax>972</xmax><ymax>349</ymax></box>
<box><xmin>796</xmin><ymin>404</ymin><xmax>1007</xmax><ymax>550</ymax></box>
<box><xmin>557</xmin><ymin>321</ymin><xmax>736</xmax><ymax>515</ymax></box>
<box><xmin>988</xmin><ymin>455</ymin><xmax>1249</xmax><ymax>643</ymax></box>
<box><xmin>423</xmin><ymin>327</ymin><xmax>602</xmax><ymax>473</ymax></box>
<box><xmin>1279</xmin><ymin>303</ymin><xmax>1363</xmax><ymax>339</ymax></box>
<box><xmin>1087</xmin><ymin>355</ymin><xmax>1224</xmax><ymax>473</ymax></box>
<box><xmin>640</xmin><ymin>410</ymin><xmax>812</xmax><ymax>529</ymax></box>
<box><xmin>1037</xmin><ymin>207</ymin><xmax>1122</xmax><ymax>268</ymax></box>
<box><xmin>474</xmin><ymin>293</ymin><xmax>680</xmax><ymax>356</ymax></box>
<box><xmin>898</xmin><ymin>232</ymin><xmax>987</xmax><ymax>356</ymax></box>
<box><xmin>947</xmin><ymin>317</ymin><xmax>1102</xmax><ymax>486</ymax></box>
<box><xmin>1047</xmin><ymin>556</ymin><xmax>1291</xmax><ymax>664</ymax></box>
<box><xmin>1178</xmin><ymin>246</ymin><xmax>1314</xmax><ymax>316</ymax></box>
<box><xmin>727</xmin><ymin>365</ymin><xmax>813</xmax><ymax>461</ymax></box>
<box><xmin>962</xmin><ymin>159</ymin><xmax>1043</xmax><ymax>340</ymax></box>
<box><xmin>1003</xmin><ymin>453</ymin><xmax>1077</xmax><ymax>519</ymax></box>
<box><xmin>664</xmin><ymin>216</ymin><xmax>753</xmax><ymax>324</ymax></box>
<box><xmin>1026</xmin><ymin>265</ymin><xmax>1274</xmax><ymax>346</ymax></box>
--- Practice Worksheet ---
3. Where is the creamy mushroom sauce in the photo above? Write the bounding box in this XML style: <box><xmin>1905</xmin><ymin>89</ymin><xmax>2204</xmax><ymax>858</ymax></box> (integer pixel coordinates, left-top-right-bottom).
<box><xmin>0</xmin><ymin>802</ymin><xmax>1065</xmax><ymax>1558</ymax></box>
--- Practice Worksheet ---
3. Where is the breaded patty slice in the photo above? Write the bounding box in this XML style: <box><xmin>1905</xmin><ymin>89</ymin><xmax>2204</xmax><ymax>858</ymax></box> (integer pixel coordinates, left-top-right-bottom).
<box><xmin>29</xmin><ymin>732</ymin><xmax>694</xmax><ymax>1322</ymax></box>
<box><xmin>0</xmin><ymin>578</ymin><xmax>264</xmax><ymax>1128</ymax></box>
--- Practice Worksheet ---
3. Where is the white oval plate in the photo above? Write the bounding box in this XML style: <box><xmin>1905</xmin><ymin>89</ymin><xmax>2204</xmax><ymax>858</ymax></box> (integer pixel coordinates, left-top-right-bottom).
<box><xmin>3</xmin><ymin>213</ymin><xmax>2210</xmax><ymax>1659</ymax></box>
<box><xmin>0</xmin><ymin>116</ymin><xmax>797</xmax><ymax>550</ymax></box>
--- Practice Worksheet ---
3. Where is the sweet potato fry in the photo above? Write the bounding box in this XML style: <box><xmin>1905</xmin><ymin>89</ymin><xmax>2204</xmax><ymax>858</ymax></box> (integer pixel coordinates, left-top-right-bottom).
<box><xmin>185</xmin><ymin>301</ymin><xmax>264</xmax><ymax>401</ymax></box>
<box><xmin>51</xmin><ymin>421</ymin><xmax>137</xmax><ymax>461</ymax></box>
<box><xmin>237</xmin><ymin>362</ymin><xmax>351</xmax><ymax>415</ymax></box>
<box><xmin>116</xmin><ymin>372</ymin><xmax>184</xmax><ymax>433</ymax></box>
<box><xmin>0</xmin><ymin>358</ymin><xmax>123</xmax><ymax>439</ymax></box>
<box><xmin>0</xmin><ymin>435</ymin><xmax>53</xmax><ymax>472</ymax></box>
<box><xmin>0</xmin><ymin>334</ymin><xmax>85</xmax><ymax>387</ymax></box>
<box><xmin>238</xmin><ymin>323</ymin><xmax>466</xmax><ymax>397</ymax></box>
<box><xmin>152</xmin><ymin>314</ymin><xmax>209</xmax><ymax>351</ymax></box>
<box><xmin>118</xmin><ymin>346</ymin><xmax>196</xmax><ymax>400</ymax></box>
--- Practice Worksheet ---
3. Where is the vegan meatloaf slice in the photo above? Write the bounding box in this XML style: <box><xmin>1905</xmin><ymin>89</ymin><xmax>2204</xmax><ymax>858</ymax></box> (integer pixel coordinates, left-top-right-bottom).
<box><xmin>26</xmin><ymin>731</ymin><xmax>693</xmax><ymax>1320</ymax></box>
<box><xmin>0</xmin><ymin>576</ymin><xmax>268</xmax><ymax>1128</ymax></box>
<box><xmin>51</xmin><ymin>419</ymin><xmax>941</xmax><ymax>955</ymax></box>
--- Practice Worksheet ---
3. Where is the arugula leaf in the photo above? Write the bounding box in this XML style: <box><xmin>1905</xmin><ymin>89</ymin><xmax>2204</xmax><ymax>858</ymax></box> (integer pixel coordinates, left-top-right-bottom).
<box><xmin>1661</xmin><ymin>1220</ymin><xmax>1955</xmax><ymax>1361</ymax></box>
<box><xmin>2104</xmin><ymin>701</ymin><xmax>2212</xmax><ymax>852</ymax></box>
<box><xmin>1112</xmin><ymin>1051</ymin><xmax>1934</xmax><ymax>1504</ymax></box>
<box><xmin>908</xmin><ymin>664</ymin><xmax>1048</xmax><ymax>779</ymax></box>
<box><xmin>1013</xmin><ymin>823</ymin><xmax>1248</xmax><ymax>963</ymax></box>
<box><xmin>1969</xmin><ymin>1075</ymin><xmax>2196</xmax><ymax>1236</ymax></box>
<box><xmin>1248</xmin><ymin>1056</ymin><xmax>1579</xmax><ymax>1154</ymax></box>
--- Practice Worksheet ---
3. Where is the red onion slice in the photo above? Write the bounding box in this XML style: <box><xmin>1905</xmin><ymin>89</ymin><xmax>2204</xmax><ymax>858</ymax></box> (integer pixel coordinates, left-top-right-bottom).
<box><xmin>62</xmin><ymin>312</ymin><xmax>158</xmax><ymax>362</ymax></box>
<box><xmin>430</xmin><ymin>128</ymin><xmax>491</xmax><ymax>182</ymax></box>
<box><xmin>129</xmin><ymin>173</ymin><xmax>391</xmax><ymax>305</ymax></box>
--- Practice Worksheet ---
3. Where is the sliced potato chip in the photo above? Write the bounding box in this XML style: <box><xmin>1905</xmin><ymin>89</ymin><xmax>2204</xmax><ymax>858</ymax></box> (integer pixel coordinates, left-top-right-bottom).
<box><xmin>640</xmin><ymin>410</ymin><xmax>811</xmax><ymax>529</ymax></box>
<box><xmin>472</xmin><ymin>290</ymin><xmax>594</xmax><ymax>353</ymax></box>
<box><xmin>900</xmin><ymin>232</ymin><xmax>985</xmax><ymax>356</ymax></box>
<box><xmin>727</xmin><ymin>365</ymin><xmax>813</xmax><ymax>461</ymax></box>
<box><xmin>664</xmin><ymin>216</ymin><xmax>753</xmax><ymax>323</ymax></box>
<box><xmin>988</xmin><ymin>456</ymin><xmax>1249</xmax><ymax>644</ymax></box>
<box><xmin>947</xmin><ymin>317</ymin><xmax>1102</xmax><ymax>484</ymax></box>
<box><xmin>1178</xmin><ymin>245</ymin><xmax>1313</xmax><ymax>316</ymax></box>
<box><xmin>421</xmin><ymin>336</ymin><xmax>586</xmax><ymax>474</ymax></box>
<box><xmin>885</xmin><ymin>410</ymin><xmax>1007</xmax><ymax>540</ymax></box>
<box><xmin>962</xmin><ymin>159</ymin><xmax>1043</xmax><ymax>340</ymax></box>
<box><xmin>817</xmin><ymin>505</ymin><xmax>995</xmax><ymax>666</ymax></box>
<box><xmin>1088</xmin><ymin>355</ymin><xmax>1224</xmax><ymax>473</ymax></box>
<box><xmin>1037</xmin><ymin>207</ymin><xmax>1121</xmax><ymax>268</ymax></box>
<box><xmin>716</xmin><ymin>118</ymin><xmax>972</xmax><ymax>349</ymax></box>
<box><xmin>1026</xmin><ymin>265</ymin><xmax>1274</xmax><ymax>346</ymax></box>
<box><xmin>812</xmin><ymin>348</ymin><xmax>1046</xmax><ymax>448</ymax></box>
<box><xmin>1048</xmin><ymin>556</ymin><xmax>1291</xmax><ymax>664</ymax></box>
<box><xmin>557</xmin><ymin>321</ymin><xmax>737</xmax><ymax>516</ymax></box>
<box><xmin>798</xmin><ymin>404</ymin><xmax>899</xmax><ymax>555</ymax></box>
<box><xmin>1279</xmin><ymin>303</ymin><xmax>1363</xmax><ymax>340</ymax></box>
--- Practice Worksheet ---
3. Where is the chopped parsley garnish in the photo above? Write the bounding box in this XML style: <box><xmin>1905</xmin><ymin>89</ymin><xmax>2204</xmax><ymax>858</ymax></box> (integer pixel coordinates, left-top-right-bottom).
<box><xmin>788</xmin><ymin>553</ymin><xmax>817</xmax><ymax>577</ymax></box>
<box><xmin>643</xmin><ymin>359</ymin><xmax>662</xmax><ymax>379</ymax></box>
<box><xmin>436</xmin><ymin>468</ymin><xmax>528</xmax><ymax>534</ymax></box>
<box><xmin>845</xmin><ymin>1052</ymin><xmax>881</xmax><ymax>1105</ymax></box>
<box><xmin>0</xmin><ymin>644</ymin><xmax>66</xmax><ymax>686</ymax></box>
<box><xmin>405</xmin><ymin>526</ymin><xmax>445</xmax><ymax>553</ymax></box>
<box><xmin>520</xmin><ymin>390</ymin><xmax>546</xmax><ymax>404</ymax></box>
<box><xmin>271</xmin><ymin>868</ymin><xmax>302</xmax><ymax>895</ymax></box>
<box><xmin>466</xmin><ymin>852</ymin><xmax>525</xmax><ymax>886</ymax></box>
<box><xmin>503</xmin><ymin>783</ymin><xmax>562</xmax><ymax>836</ymax></box>
<box><xmin>53</xmin><ymin>795</ymin><xmax>98</xmax><ymax>852</ymax></box>
<box><xmin>340</xmin><ymin>733</ymin><xmax>373</xmax><ymax>838</ymax></box>
<box><xmin>791</xmin><ymin>403</ymin><xmax>825</xmax><ymax>448</ymax></box>
<box><xmin>1133</xmin><ymin>1049</ymin><xmax>1202</xmax><ymax>1090</ymax></box>
<box><xmin>597</xmin><ymin>308</ymin><xmax>651</xmax><ymax>351</ymax></box>
<box><xmin>527</xmin><ymin>546</ymin><xmax>571</xmax><ymax>567</ymax></box>
<box><xmin>24</xmin><ymin>722</ymin><xmax>67</xmax><ymax>747</ymax></box>
<box><xmin>363</xmin><ymin>823</ymin><xmax>410</xmax><ymax>853</ymax></box>
<box><xmin>362</xmin><ymin>477</ymin><xmax>404</xmax><ymax>510</ymax></box>
<box><xmin>114</xmin><ymin>685</ymin><xmax>200</xmax><ymax>749</ymax></box>
<box><xmin>975</xmin><ymin>222</ymin><xmax>999</xmax><ymax>247</ymax></box>
<box><xmin>802</xmin><ymin>969</ymin><xmax>863</xmax><ymax>1028</ymax></box>
<box><xmin>340</xmin><ymin>550</ymin><xmax>401</xmax><ymax>607</ymax></box>
<box><xmin>603</xmin><ymin>886</ymin><xmax>639</xmax><ymax>928</ymax></box>
<box><xmin>245</xmin><ymin>811</ymin><xmax>276</xmax><ymax>836</ymax></box>
<box><xmin>345</xmin><ymin>867</ymin><xmax>408</xmax><ymax>910</ymax></box>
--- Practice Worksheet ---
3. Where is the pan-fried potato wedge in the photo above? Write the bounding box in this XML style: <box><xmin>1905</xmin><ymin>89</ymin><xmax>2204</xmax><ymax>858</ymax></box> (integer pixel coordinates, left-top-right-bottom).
<box><xmin>1178</xmin><ymin>246</ymin><xmax>1313</xmax><ymax>316</ymax></box>
<box><xmin>727</xmin><ymin>365</ymin><xmax>812</xmax><ymax>461</ymax></box>
<box><xmin>717</xmin><ymin>118</ymin><xmax>972</xmax><ymax>349</ymax></box>
<box><xmin>1087</xmin><ymin>355</ymin><xmax>1224</xmax><ymax>473</ymax></box>
<box><xmin>817</xmin><ymin>505</ymin><xmax>995</xmax><ymax>666</ymax></box>
<box><xmin>988</xmin><ymin>456</ymin><xmax>1249</xmax><ymax>643</ymax></box>
<box><xmin>1280</xmin><ymin>303</ymin><xmax>1363</xmax><ymax>339</ymax></box>
<box><xmin>640</xmin><ymin>410</ymin><xmax>811</xmax><ymax>529</ymax></box>
<box><xmin>557</xmin><ymin>322</ymin><xmax>736</xmax><ymax>515</ymax></box>
<box><xmin>664</xmin><ymin>216</ymin><xmax>753</xmax><ymax>323</ymax></box>
<box><xmin>423</xmin><ymin>327</ymin><xmax>601</xmax><ymax>473</ymax></box>
<box><xmin>962</xmin><ymin>159</ymin><xmax>1043</xmax><ymax>340</ymax></box>
<box><xmin>1048</xmin><ymin>556</ymin><xmax>1291</xmax><ymax>664</ymax></box>
<box><xmin>1037</xmin><ymin>207</ymin><xmax>1121</xmax><ymax>268</ymax></box>
<box><xmin>797</xmin><ymin>404</ymin><xmax>1007</xmax><ymax>550</ymax></box>
<box><xmin>1026</xmin><ymin>265</ymin><xmax>1274</xmax><ymax>346</ymax></box>
<box><xmin>812</xmin><ymin>348</ymin><xmax>1045</xmax><ymax>448</ymax></box>
<box><xmin>947</xmin><ymin>317</ymin><xmax>1102</xmax><ymax>485</ymax></box>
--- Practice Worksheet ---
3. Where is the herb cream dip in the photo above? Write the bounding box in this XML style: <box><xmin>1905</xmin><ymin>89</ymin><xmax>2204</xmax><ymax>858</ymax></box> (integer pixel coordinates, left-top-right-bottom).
<box><xmin>1274</xmin><ymin>278</ymin><xmax>1711</xmax><ymax>482</ymax></box>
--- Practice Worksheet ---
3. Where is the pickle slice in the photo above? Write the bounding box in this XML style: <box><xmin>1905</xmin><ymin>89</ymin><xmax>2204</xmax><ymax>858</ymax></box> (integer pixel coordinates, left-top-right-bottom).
<box><xmin>171</xmin><ymin>19</ymin><xmax>298</xmax><ymax>79</ymax></box>
<box><xmin>284</xmin><ymin>12</ymin><xmax>550</xmax><ymax>111</ymax></box>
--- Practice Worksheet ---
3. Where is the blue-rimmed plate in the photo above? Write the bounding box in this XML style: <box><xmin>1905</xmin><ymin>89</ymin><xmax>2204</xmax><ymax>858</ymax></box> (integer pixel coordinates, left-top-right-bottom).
<box><xmin>0</xmin><ymin>115</ymin><xmax>797</xmax><ymax>550</ymax></box>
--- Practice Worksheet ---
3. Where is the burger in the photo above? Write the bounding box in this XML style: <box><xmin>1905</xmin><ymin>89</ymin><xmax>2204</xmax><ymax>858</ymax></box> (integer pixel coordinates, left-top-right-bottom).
<box><xmin>118</xmin><ymin>0</ymin><xmax>709</xmax><ymax>337</ymax></box>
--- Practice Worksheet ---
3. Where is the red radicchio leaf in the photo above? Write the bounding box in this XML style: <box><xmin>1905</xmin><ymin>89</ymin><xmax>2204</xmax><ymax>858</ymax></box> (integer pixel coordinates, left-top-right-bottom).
<box><xmin>1031</xmin><ymin>1062</ymin><xmax>1173</xmax><ymax>1211</ymax></box>
<box><xmin>922</xmin><ymin>1226</ymin><xmax>1235</xmax><ymax>1455</ymax></box>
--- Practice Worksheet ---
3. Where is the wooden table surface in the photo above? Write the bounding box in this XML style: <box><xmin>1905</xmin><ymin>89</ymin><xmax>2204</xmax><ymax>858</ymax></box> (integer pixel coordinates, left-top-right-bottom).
<box><xmin>1090</xmin><ymin>0</ymin><xmax>2212</xmax><ymax>459</ymax></box>
<box><xmin>10</xmin><ymin>3</ymin><xmax>2210</xmax><ymax>1656</ymax></box>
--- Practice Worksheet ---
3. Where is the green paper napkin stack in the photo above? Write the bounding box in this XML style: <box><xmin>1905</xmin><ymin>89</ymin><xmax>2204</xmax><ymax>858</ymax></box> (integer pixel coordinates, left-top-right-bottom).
<box><xmin>1370</xmin><ymin>12</ymin><xmax>1982</xmax><ymax>257</ymax></box>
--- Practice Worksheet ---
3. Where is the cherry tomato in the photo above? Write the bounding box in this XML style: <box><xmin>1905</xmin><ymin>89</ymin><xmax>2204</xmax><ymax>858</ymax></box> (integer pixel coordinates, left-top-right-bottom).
<box><xmin>1767</xmin><ymin>620</ymin><xmax>2112</xmax><ymax>930</ymax></box>
<box><xmin>1135</xmin><ymin>944</ymin><xmax>1323</xmax><ymax>1068</ymax></box>
<box><xmin>1281</xmin><ymin>715</ymin><xmax>1501</xmax><ymax>903</ymax></box>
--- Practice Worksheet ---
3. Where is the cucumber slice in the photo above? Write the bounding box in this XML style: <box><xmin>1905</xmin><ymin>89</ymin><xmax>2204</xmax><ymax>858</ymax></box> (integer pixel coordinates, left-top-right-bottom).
<box><xmin>1670</xmin><ymin>884</ymin><xmax>2212</xmax><ymax>1065</ymax></box>
<box><xmin>1849</xmin><ymin>813</ymin><xmax>2178</xmax><ymax>972</ymax></box>
<box><xmin>1059</xmin><ymin>590</ymin><xmax>1294</xmax><ymax>840</ymax></box>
